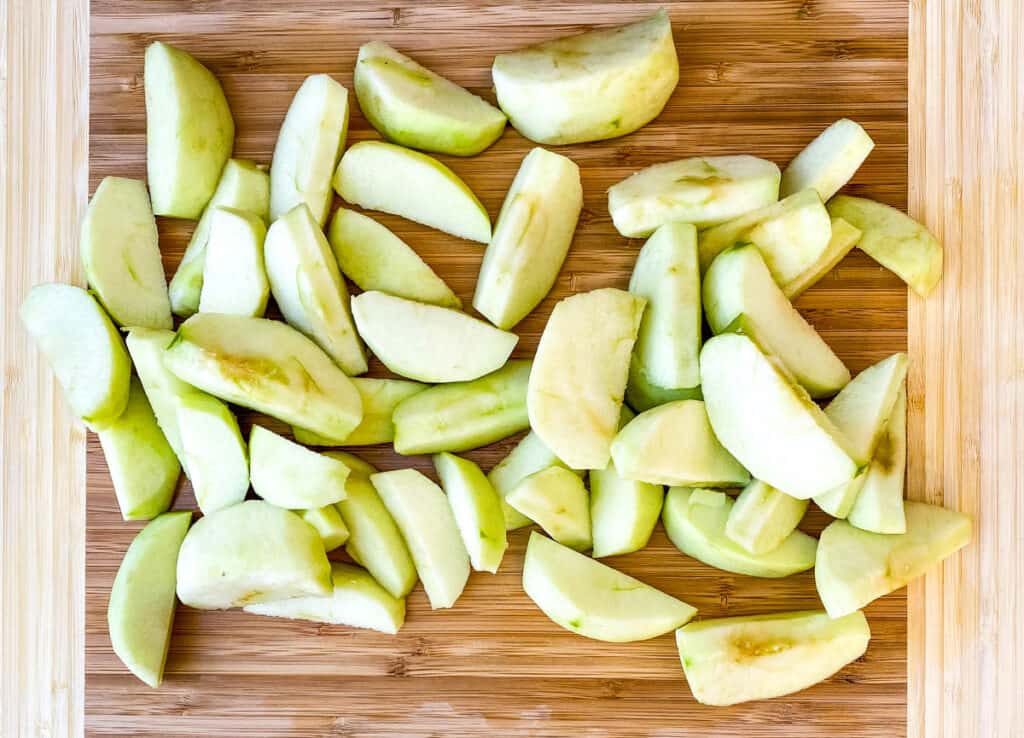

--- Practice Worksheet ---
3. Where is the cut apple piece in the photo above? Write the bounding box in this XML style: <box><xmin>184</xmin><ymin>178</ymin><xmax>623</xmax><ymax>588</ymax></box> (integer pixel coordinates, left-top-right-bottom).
<box><xmin>473</xmin><ymin>147</ymin><xmax>582</xmax><ymax>329</ymax></box>
<box><xmin>675</xmin><ymin>610</ymin><xmax>870</xmax><ymax>706</ymax></box>
<box><xmin>371</xmin><ymin>469</ymin><xmax>470</xmax><ymax>609</ymax></box>
<box><xmin>608</xmin><ymin>155</ymin><xmax>781</xmax><ymax>238</ymax></box>
<box><xmin>700</xmin><ymin>333</ymin><xmax>857</xmax><ymax>498</ymax></box>
<box><xmin>265</xmin><ymin>203</ymin><xmax>366</xmax><ymax>375</ymax></box>
<box><xmin>80</xmin><ymin>177</ymin><xmax>172</xmax><ymax>330</ymax></box>
<box><xmin>781</xmin><ymin>119</ymin><xmax>875</xmax><ymax>201</ymax></box>
<box><xmin>392</xmin><ymin>359</ymin><xmax>530</xmax><ymax>455</ymax></box>
<box><xmin>506</xmin><ymin>466</ymin><xmax>592</xmax><ymax>551</ymax></box>
<box><xmin>20</xmin><ymin>283</ymin><xmax>131</xmax><ymax>427</ymax></box>
<box><xmin>293</xmin><ymin>377</ymin><xmax>427</xmax><ymax>446</ymax></box>
<box><xmin>780</xmin><ymin>217</ymin><xmax>862</xmax><ymax>299</ymax></box>
<box><xmin>816</xmin><ymin>500</ymin><xmax>972</xmax><ymax>618</ymax></box>
<box><xmin>625</xmin><ymin>369</ymin><xmax>702</xmax><ymax>413</ymax></box>
<box><xmin>725</xmin><ymin>480</ymin><xmax>809</xmax><ymax>555</ymax></box>
<box><xmin>848</xmin><ymin>386</ymin><xmax>907</xmax><ymax>534</ymax></box>
<box><xmin>249</xmin><ymin>426</ymin><xmax>349</xmax><ymax>509</ymax></box>
<box><xmin>297</xmin><ymin>506</ymin><xmax>350</xmax><ymax>552</ymax></box>
<box><xmin>828</xmin><ymin>195</ymin><xmax>943</xmax><ymax>296</ymax></box>
<box><xmin>198</xmin><ymin>206</ymin><xmax>269</xmax><ymax>317</ymax></box>
<box><xmin>523</xmin><ymin>532</ymin><xmax>696</xmax><ymax>642</ymax></box>
<box><xmin>434</xmin><ymin>452</ymin><xmax>508</xmax><ymax>573</ymax></box>
<box><xmin>703</xmin><ymin>244</ymin><xmax>850</xmax><ymax>397</ymax></box>
<box><xmin>163</xmin><ymin>314</ymin><xmax>363</xmax><ymax>441</ymax></box>
<box><xmin>175</xmin><ymin>391</ymin><xmax>247</xmax><ymax>515</ymax></box>
<box><xmin>488</xmin><ymin>431</ymin><xmax>574</xmax><ymax>531</ymax></box>
<box><xmin>354</xmin><ymin>41</ymin><xmax>506</xmax><ymax>156</ymax></box>
<box><xmin>244</xmin><ymin>562</ymin><xmax>405</xmax><ymax>635</ymax></box>
<box><xmin>492</xmin><ymin>10</ymin><xmax>678</xmax><ymax>145</ymax></box>
<box><xmin>270</xmin><ymin>74</ymin><xmax>349</xmax><ymax>226</ymax></box>
<box><xmin>611</xmin><ymin>400</ymin><xmax>749</xmax><ymax>487</ymax></box>
<box><xmin>176</xmin><ymin>500</ymin><xmax>331</xmax><ymax>609</ymax></box>
<box><xmin>528</xmin><ymin>288</ymin><xmax>645</xmax><ymax>470</ymax></box>
<box><xmin>329</xmin><ymin>208</ymin><xmax>460</xmax><ymax>308</ymax></box>
<box><xmin>351</xmin><ymin>291</ymin><xmax>517</xmax><ymax>383</ymax></box>
<box><xmin>334</xmin><ymin>141</ymin><xmax>491</xmax><ymax>243</ymax></box>
<box><xmin>108</xmin><ymin>511</ymin><xmax>191</xmax><ymax>687</ymax></box>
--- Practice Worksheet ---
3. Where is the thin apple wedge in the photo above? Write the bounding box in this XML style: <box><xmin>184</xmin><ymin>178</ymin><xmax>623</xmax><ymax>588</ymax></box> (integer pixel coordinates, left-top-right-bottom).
<box><xmin>507</xmin><ymin>466</ymin><xmax>592</xmax><ymax>551</ymax></box>
<box><xmin>780</xmin><ymin>217</ymin><xmax>862</xmax><ymax>299</ymax></box>
<box><xmin>848</xmin><ymin>386</ymin><xmax>907</xmax><ymax>534</ymax></box>
<box><xmin>334</xmin><ymin>141</ymin><xmax>491</xmax><ymax>243</ymax></box>
<box><xmin>625</xmin><ymin>371</ymin><xmax>702</xmax><ymax>413</ymax></box>
<box><xmin>297</xmin><ymin>506</ymin><xmax>350</xmax><ymax>552</ymax></box>
<box><xmin>489</xmin><ymin>431</ymin><xmax>576</xmax><ymax>531</ymax></box>
<box><xmin>523</xmin><ymin>533</ymin><xmax>696</xmax><ymax>642</ymax></box>
<box><xmin>434</xmin><ymin>452</ymin><xmax>508</xmax><ymax>573</ymax></box>
<box><xmin>725</xmin><ymin>480</ymin><xmax>809</xmax><ymax>555</ymax></box>
<box><xmin>198</xmin><ymin>206</ymin><xmax>269</xmax><ymax>317</ymax></box>
<box><xmin>294</xmin><ymin>377</ymin><xmax>427</xmax><ymax>446</ymax></box>
<box><xmin>249</xmin><ymin>425</ymin><xmax>349</xmax><ymax>509</ymax></box>
<box><xmin>781</xmin><ymin>119</ymin><xmax>875</xmax><ymax>201</ymax></box>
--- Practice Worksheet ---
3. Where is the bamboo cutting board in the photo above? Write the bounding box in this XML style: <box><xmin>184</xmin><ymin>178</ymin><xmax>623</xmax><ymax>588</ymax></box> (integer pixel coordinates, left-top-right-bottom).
<box><xmin>86</xmin><ymin>2</ymin><xmax>909</xmax><ymax>735</ymax></box>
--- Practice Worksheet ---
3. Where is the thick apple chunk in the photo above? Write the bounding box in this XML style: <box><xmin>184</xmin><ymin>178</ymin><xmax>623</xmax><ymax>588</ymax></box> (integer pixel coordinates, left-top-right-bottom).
<box><xmin>294</xmin><ymin>377</ymin><xmax>427</xmax><ymax>447</ymax></box>
<box><xmin>489</xmin><ymin>431</ymin><xmax>575</xmax><ymax>530</ymax></box>
<box><xmin>725</xmin><ymin>480</ymin><xmax>809</xmax><ymax>555</ymax></box>
<box><xmin>434</xmin><ymin>452</ymin><xmax>508</xmax><ymax>573</ymax></box>
<box><xmin>507</xmin><ymin>466</ymin><xmax>592</xmax><ymax>551</ymax></box>
<box><xmin>249</xmin><ymin>426</ymin><xmax>349</xmax><ymax>509</ymax></box>
<box><xmin>848</xmin><ymin>387</ymin><xmax>907</xmax><ymax>534</ymax></box>
<box><xmin>781</xmin><ymin>119</ymin><xmax>875</xmax><ymax>201</ymax></box>
<box><xmin>198</xmin><ymin>206</ymin><xmax>269</xmax><ymax>317</ymax></box>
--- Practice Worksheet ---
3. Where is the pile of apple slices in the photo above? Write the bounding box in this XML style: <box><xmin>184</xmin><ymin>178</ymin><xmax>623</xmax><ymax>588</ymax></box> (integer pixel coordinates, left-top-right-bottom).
<box><xmin>21</xmin><ymin>10</ymin><xmax>971</xmax><ymax>708</ymax></box>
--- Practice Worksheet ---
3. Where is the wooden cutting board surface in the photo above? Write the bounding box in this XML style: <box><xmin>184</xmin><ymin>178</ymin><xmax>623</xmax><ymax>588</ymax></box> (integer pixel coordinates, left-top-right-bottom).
<box><xmin>86</xmin><ymin>2</ymin><xmax>908</xmax><ymax>735</ymax></box>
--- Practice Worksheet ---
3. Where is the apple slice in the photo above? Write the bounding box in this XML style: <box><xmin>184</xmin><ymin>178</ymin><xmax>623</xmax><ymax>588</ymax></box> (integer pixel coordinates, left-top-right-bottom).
<box><xmin>176</xmin><ymin>500</ymin><xmax>331</xmax><ymax>609</ymax></box>
<box><xmin>610</xmin><ymin>400</ymin><xmax>750</xmax><ymax>487</ymax></box>
<box><xmin>244</xmin><ymin>562</ymin><xmax>405</xmax><ymax>635</ymax></box>
<box><xmin>351</xmin><ymin>291</ymin><xmax>517</xmax><ymax>383</ymax></box>
<box><xmin>330</xmin><ymin>453</ymin><xmax>418</xmax><ymax>599</ymax></box>
<box><xmin>392</xmin><ymin>360</ymin><xmax>530</xmax><ymax>455</ymax></box>
<box><xmin>816</xmin><ymin>501</ymin><xmax>972</xmax><ymax>618</ymax></box>
<box><xmin>80</xmin><ymin>177</ymin><xmax>172</xmax><ymax>330</ymax></box>
<box><xmin>664</xmin><ymin>488</ymin><xmax>816</xmax><ymax>577</ymax></box>
<box><xmin>198</xmin><ymin>206</ymin><xmax>269</xmax><ymax>317</ymax></box>
<box><xmin>297</xmin><ymin>506</ymin><xmax>350</xmax><ymax>552</ymax></box>
<box><xmin>270</xmin><ymin>74</ymin><xmax>349</xmax><ymax>226</ymax></box>
<box><xmin>523</xmin><ymin>532</ymin><xmax>696</xmax><ymax>642</ymax></box>
<box><xmin>781</xmin><ymin>119</ymin><xmax>875</xmax><ymax>201</ymax></box>
<box><xmin>703</xmin><ymin>244</ymin><xmax>850</xmax><ymax>397</ymax></box>
<box><xmin>163</xmin><ymin>313</ymin><xmax>363</xmax><ymax>441</ymax></box>
<box><xmin>489</xmin><ymin>431</ymin><xmax>575</xmax><ymax>531</ymax></box>
<box><xmin>828</xmin><ymin>195</ymin><xmax>943</xmax><ymax>296</ymax></box>
<box><xmin>354</xmin><ymin>41</ymin><xmax>506</xmax><ymax>156</ymax></box>
<box><xmin>293</xmin><ymin>377</ymin><xmax>427</xmax><ymax>446</ymax></box>
<box><xmin>700</xmin><ymin>333</ymin><xmax>857</xmax><ymax>498</ymax></box>
<box><xmin>473</xmin><ymin>147</ymin><xmax>583</xmax><ymax>329</ymax></box>
<box><xmin>848</xmin><ymin>386</ymin><xmax>907</xmax><ymax>534</ymax></box>
<box><xmin>528</xmin><ymin>288</ymin><xmax>646</xmax><ymax>470</ymax></box>
<box><xmin>249</xmin><ymin>425</ymin><xmax>349</xmax><ymax>509</ymax></box>
<box><xmin>169</xmin><ymin>159</ymin><xmax>270</xmax><ymax>316</ymax></box>
<box><xmin>98</xmin><ymin>377</ymin><xmax>180</xmax><ymax>520</ymax></box>
<box><xmin>20</xmin><ymin>283</ymin><xmax>131</xmax><ymax>428</ymax></box>
<box><xmin>434</xmin><ymin>452</ymin><xmax>508</xmax><ymax>573</ymax></box>
<box><xmin>780</xmin><ymin>217</ymin><xmax>862</xmax><ymax>299</ymax></box>
<box><xmin>492</xmin><ymin>10</ymin><xmax>678</xmax><ymax>145</ymax></box>
<box><xmin>265</xmin><ymin>203</ymin><xmax>367</xmax><ymax>375</ymax></box>
<box><xmin>144</xmin><ymin>42</ymin><xmax>233</xmax><ymax>218</ymax></box>
<box><xmin>675</xmin><ymin>610</ymin><xmax>870</xmax><ymax>706</ymax></box>
<box><xmin>507</xmin><ymin>466</ymin><xmax>592</xmax><ymax>551</ymax></box>
<box><xmin>625</xmin><ymin>370</ymin><xmax>702</xmax><ymax>413</ymax></box>
<box><xmin>329</xmin><ymin>208</ymin><xmax>460</xmax><ymax>308</ymax></box>
<box><xmin>334</xmin><ymin>141</ymin><xmax>491</xmax><ymax>243</ymax></box>
<box><xmin>371</xmin><ymin>469</ymin><xmax>470</xmax><ymax>609</ymax></box>
<box><xmin>174</xmin><ymin>391</ymin><xmax>247</xmax><ymax>515</ymax></box>
<box><xmin>725</xmin><ymin>480</ymin><xmax>809</xmax><ymax>555</ymax></box>
<box><xmin>608</xmin><ymin>155</ymin><xmax>781</xmax><ymax>238</ymax></box>
<box><xmin>107</xmin><ymin>511</ymin><xmax>192</xmax><ymax>687</ymax></box>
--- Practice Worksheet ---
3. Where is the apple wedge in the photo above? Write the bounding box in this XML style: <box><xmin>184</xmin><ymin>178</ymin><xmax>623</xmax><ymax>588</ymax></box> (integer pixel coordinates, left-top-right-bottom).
<box><xmin>434</xmin><ymin>452</ymin><xmax>508</xmax><ymax>573</ymax></box>
<box><xmin>781</xmin><ymin>119</ymin><xmax>875</xmax><ymax>201</ymax></box>
<box><xmin>245</xmin><ymin>562</ymin><xmax>405</xmax><ymax>635</ymax></box>
<box><xmin>610</xmin><ymin>400</ymin><xmax>749</xmax><ymax>487</ymax></box>
<box><xmin>265</xmin><ymin>203</ymin><xmax>367</xmax><ymax>376</ymax></box>
<box><xmin>489</xmin><ymin>431</ymin><xmax>574</xmax><ymax>531</ymax></box>
<box><xmin>176</xmin><ymin>500</ymin><xmax>331</xmax><ymax>609</ymax></box>
<box><xmin>703</xmin><ymin>244</ymin><xmax>850</xmax><ymax>397</ymax></box>
<box><xmin>392</xmin><ymin>360</ymin><xmax>530</xmax><ymax>455</ymax></box>
<box><xmin>107</xmin><ymin>511</ymin><xmax>192</xmax><ymax>687</ymax></box>
<box><xmin>523</xmin><ymin>533</ymin><xmax>696</xmax><ymax>642</ymax></box>
<box><xmin>163</xmin><ymin>314</ymin><xmax>363</xmax><ymax>441</ymax></box>
<box><xmin>20</xmin><ymin>283</ymin><xmax>131</xmax><ymax>428</ymax></box>
<box><xmin>675</xmin><ymin>610</ymin><xmax>870</xmax><ymax>706</ymax></box>
<box><xmin>351</xmin><ymin>291</ymin><xmax>517</xmax><ymax>383</ymax></box>
<box><xmin>80</xmin><ymin>177</ymin><xmax>172</xmax><ymax>330</ymax></box>
<box><xmin>334</xmin><ymin>141</ymin><xmax>491</xmax><ymax>243</ymax></box>
<box><xmin>198</xmin><ymin>206</ymin><xmax>269</xmax><ymax>317</ymax></box>
<box><xmin>608</xmin><ymin>155</ymin><xmax>781</xmax><ymax>238</ymax></box>
<box><xmin>725</xmin><ymin>480</ymin><xmax>809</xmax><ymax>555</ymax></box>
<box><xmin>270</xmin><ymin>73</ymin><xmax>349</xmax><ymax>226</ymax></box>
<box><xmin>780</xmin><ymin>217</ymin><xmax>862</xmax><ymax>299</ymax></box>
<box><xmin>293</xmin><ymin>377</ymin><xmax>427</xmax><ymax>446</ymax></box>
<box><xmin>175</xmin><ymin>391</ymin><xmax>247</xmax><ymax>515</ymax></box>
<box><xmin>371</xmin><ymin>469</ymin><xmax>470</xmax><ymax>609</ymax></box>
<box><xmin>297</xmin><ymin>506</ymin><xmax>350</xmax><ymax>552</ymax></box>
<box><xmin>700</xmin><ymin>333</ymin><xmax>857</xmax><ymax>498</ymax></box>
<box><xmin>528</xmin><ymin>288</ymin><xmax>646</xmax><ymax>470</ymax></box>
<box><xmin>329</xmin><ymin>208</ymin><xmax>460</xmax><ymax>308</ymax></box>
<box><xmin>145</xmin><ymin>42</ymin><xmax>233</xmax><ymax>218</ymax></box>
<box><xmin>816</xmin><ymin>501</ymin><xmax>972</xmax><ymax>618</ymax></box>
<box><xmin>473</xmin><ymin>147</ymin><xmax>582</xmax><ymax>329</ymax></box>
<box><xmin>249</xmin><ymin>426</ymin><xmax>349</xmax><ymax>509</ymax></box>
<box><xmin>507</xmin><ymin>466</ymin><xmax>592</xmax><ymax>552</ymax></box>
<box><xmin>354</xmin><ymin>41</ymin><xmax>506</xmax><ymax>156</ymax></box>
<box><xmin>492</xmin><ymin>10</ymin><xmax>678</xmax><ymax>145</ymax></box>
<box><xmin>848</xmin><ymin>386</ymin><xmax>907</xmax><ymax>534</ymax></box>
